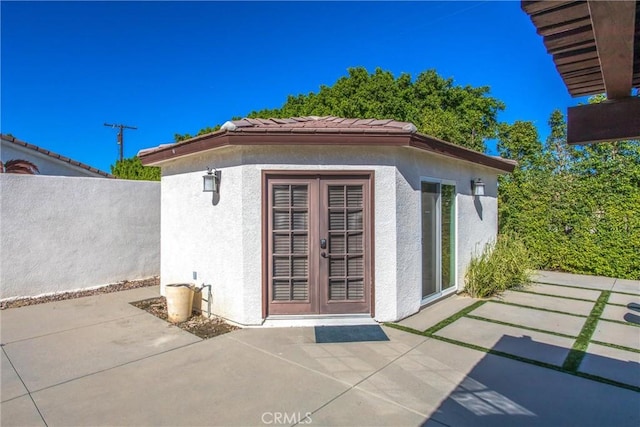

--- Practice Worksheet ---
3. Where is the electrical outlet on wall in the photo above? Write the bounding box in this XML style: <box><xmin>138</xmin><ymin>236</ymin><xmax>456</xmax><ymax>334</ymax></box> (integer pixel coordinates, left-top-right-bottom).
<box><xmin>193</xmin><ymin>271</ymin><xmax>197</xmax><ymax>280</ymax></box>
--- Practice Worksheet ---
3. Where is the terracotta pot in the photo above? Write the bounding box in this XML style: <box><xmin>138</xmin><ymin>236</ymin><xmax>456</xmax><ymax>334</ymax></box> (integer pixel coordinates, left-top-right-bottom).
<box><xmin>165</xmin><ymin>284</ymin><xmax>194</xmax><ymax>323</ymax></box>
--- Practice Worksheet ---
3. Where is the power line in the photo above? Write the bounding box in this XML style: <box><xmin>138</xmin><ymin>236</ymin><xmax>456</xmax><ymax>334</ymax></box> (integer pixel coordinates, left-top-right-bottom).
<box><xmin>104</xmin><ymin>123</ymin><xmax>137</xmax><ymax>162</ymax></box>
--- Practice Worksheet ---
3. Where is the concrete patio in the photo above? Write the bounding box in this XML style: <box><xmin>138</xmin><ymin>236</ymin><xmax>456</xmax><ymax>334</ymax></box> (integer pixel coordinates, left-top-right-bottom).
<box><xmin>1</xmin><ymin>271</ymin><xmax>639</xmax><ymax>426</ymax></box>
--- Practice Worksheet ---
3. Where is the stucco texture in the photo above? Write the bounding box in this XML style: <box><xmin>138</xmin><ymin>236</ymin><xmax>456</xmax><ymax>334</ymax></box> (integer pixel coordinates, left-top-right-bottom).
<box><xmin>0</xmin><ymin>175</ymin><xmax>160</xmax><ymax>299</ymax></box>
<box><xmin>159</xmin><ymin>145</ymin><xmax>502</xmax><ymax>325</ymax></box>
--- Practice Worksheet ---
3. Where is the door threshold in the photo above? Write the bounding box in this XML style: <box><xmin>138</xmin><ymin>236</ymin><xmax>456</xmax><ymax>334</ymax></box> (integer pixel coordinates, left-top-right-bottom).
<box><xmin>262</xmin><ymin>314</ymin><xmax>377</xmax><ymax>328</ymax></box>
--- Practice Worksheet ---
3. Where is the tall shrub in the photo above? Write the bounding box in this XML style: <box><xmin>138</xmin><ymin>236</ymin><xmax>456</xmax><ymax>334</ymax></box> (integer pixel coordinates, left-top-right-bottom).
<box><xmin>465</xmin><ymin>234</ymin><xmax>533</xmax><ymax>298</ymax></box>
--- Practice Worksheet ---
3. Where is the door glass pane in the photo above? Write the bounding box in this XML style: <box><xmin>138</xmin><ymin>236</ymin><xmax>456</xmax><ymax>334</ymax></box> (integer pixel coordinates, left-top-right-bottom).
<box><xmin>441</xmin><ymin>185</ymin><xmax>456</xmax><ymax>290</ymax></box>
<box><xmin>347</xmin><ymin>279</ymin><xmax>364</xmax><ymax>300</ymax></box>
<box><xmin>347</xmin><ymin>210</ymin><xmax>362</xmax><ymax>230</ymax></box>
<box><xmin>273</xmin><ymin>280</ymin><xmax>290</xmax><ymax>301</ymax></box>
<box><xmin>327</xmin><ymin>184</ymin><xmax>365</xmax><ymax>303</ymax></box>
<box><xmin>346</xmin><ymin>186</ymin><xmax>363</xmax><ymax>207</ymax></box>
<box><xmin>329</xmin><ymin>279</ymin><xmax>346</xmax><ymax>300</ymax></box>
<box><xmin>271</xmin><ymin>183</ymin><xmax>309</xmax><ymax>303</ymax></box>
<box><xmin>421</xmin><ymin>182</ymin><xmax>438</xmax><ymax>299</ymax></box>
<box><xmin>329</xmin><ymin>211</ymin><xmax>345</xmax><ymax>230</ymax></box>
<box><xmin>328</xmin><ymin>186</ymin><xmax>345</xmax><ymax>207</ymax></box>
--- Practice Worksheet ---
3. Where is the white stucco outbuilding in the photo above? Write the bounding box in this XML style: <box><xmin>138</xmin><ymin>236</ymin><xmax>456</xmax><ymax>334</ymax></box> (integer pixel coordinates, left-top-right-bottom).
<box><xmin>140</xmin><ymin>117</ymin><xmax>515</xmax><ymax>326</ymax></box>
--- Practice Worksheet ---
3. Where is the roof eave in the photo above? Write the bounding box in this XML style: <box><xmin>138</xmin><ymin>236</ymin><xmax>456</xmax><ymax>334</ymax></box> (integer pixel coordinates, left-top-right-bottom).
<box><xmin>139</xmin><ymin>130</ymin><xmax>515</xmax><ymax>173</ymax></box>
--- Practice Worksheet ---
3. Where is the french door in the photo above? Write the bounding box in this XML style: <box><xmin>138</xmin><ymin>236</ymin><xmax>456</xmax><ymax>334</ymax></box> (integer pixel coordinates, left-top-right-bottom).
<box><xmin>421</xmin><ymin>180</ymin><xmax>457</xmax><ymax>301</ymax></box>
<box><xmin>266</xmin><ymin>174</ymin><xmax>371</xmax><ymax>316</ymax></box>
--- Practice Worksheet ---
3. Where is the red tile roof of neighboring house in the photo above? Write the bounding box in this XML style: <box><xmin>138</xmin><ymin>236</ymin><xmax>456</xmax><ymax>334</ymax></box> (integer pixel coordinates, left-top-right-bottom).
<box><xmin>1</xmin><ymin>134</ymin><xmax>114</xmax><ymax>178</ymax></box>
<box><xmin>139</xmin><ymin>116</ymin><xmax>516</xmax><ymax>173</ymax></box>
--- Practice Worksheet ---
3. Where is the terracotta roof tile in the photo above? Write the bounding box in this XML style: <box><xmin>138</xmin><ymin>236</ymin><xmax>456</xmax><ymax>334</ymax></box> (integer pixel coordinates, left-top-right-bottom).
<box><xmin>1</xmin><ymin>134</ymin><xmax>114</xmax><ymax>178</ymax></box>
<box><xmin>218</xmin><ymin>116</ymin><xmax>418</xmax><ymax>133</ymax></box>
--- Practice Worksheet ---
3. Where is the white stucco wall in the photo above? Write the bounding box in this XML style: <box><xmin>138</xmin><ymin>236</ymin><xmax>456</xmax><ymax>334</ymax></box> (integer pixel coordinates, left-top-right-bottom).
<box><xmin>0</xmin><ymin>175</ymin><xmax>160</xmax><ymax>299</ymax></box>
<box><xmin>159</xmin><ymin>144</ymin><xmax>502</xmax><ymax>325</ymax></box>
<box><xmin>1</xmin><ymin>139</ymin><xmax>109</xmax><ymax>177</ymax></box>
<box><xmin>392</xmin><ymin>147</ymin><xmax>499</xmax><ymax>321</ymax></box>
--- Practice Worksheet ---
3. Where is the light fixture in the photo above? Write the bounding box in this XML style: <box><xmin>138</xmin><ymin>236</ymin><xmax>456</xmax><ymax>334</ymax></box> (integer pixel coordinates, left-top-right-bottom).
<box><xmin>471</xmin><ymin>178</ymin><xmax>485</xmax><ymax>197</ymax></box>
<box><xmin>203</xmin><ymin>167</ymin><xmax>221</xmax><ymax>196</ymax></box>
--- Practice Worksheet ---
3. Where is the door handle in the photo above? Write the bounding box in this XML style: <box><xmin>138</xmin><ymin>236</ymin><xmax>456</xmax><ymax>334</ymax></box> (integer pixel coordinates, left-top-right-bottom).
<box><xmin>321</xmin><ymin>252</ymin><xmax>328</xmax><ymax>258</ymax></box>
<box><xmin>320</xmin><ymin>238</ymin><xmax>327</xmax><ymax>249</ymax></box>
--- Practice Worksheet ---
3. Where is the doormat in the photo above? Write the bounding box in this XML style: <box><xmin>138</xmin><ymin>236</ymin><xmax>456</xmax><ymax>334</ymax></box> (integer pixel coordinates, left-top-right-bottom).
<box><xmin>314</xmin><ymin>325</ymin><xmax>389</xmax><ymax>343</ymax></box>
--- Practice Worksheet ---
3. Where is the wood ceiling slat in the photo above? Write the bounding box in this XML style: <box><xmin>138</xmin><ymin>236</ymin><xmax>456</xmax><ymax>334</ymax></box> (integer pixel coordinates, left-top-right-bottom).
<box><xmin>547</xmin><ymin>40</ymin><xmax>595</xmax><ymax>55</ymax></box>
<box><xmin>571</xmin><ymin>85</ymin><xmax>605</xmax><ymax>96</ymax></box>
<box><xmin>530</xmin><ymin>2</ymin><xmax>589</xmax><ymax>29</ymax></box>
<box><xmin>522</xmin><ymin>1</ymin><xmax>576</xmax><ymax>15</ymax></box>
<box><xmin>537</xmin><ymin>17</ymin><xmax>592</xmax><ymax>36</ymax></box>
<box><xmin>564</xmin><ymin>72</ymin><xmax>602</xmax><ymax>84</ymax></box>
<box><xmin>553</xmin><ymin>46</ymin><xmax>598</xmax><ymax>65</ymax></box>
<box><xmin>545</xmin><ymin>25</ymin><xmax>593</xmax><ymax>51</ymax></box>
<box><xmin>557</xmin><ymin>58</ymin><xmax>601</xmax><ymax>73</ymax></box>
<box><xmin>523</xmin><ymin>0</ymin><xmax>639</xmax><ymax>98</ymax></box>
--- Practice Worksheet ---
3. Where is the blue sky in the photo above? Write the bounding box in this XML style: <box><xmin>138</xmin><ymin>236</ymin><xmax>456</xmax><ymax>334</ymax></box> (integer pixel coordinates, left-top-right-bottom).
<box><xmin>1</xmin><ymin>1</ymin><xmax>586</xmax><ymax>173</ymax></box>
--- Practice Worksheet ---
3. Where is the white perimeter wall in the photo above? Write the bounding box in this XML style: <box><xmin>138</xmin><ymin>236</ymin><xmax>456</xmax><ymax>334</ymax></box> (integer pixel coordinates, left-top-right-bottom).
<box><xmin>0</xmin><ymin>175</ymin><xmax>160</xmax><ymax>299</ymax></box>
<box><xmin>160</xmin><ymin>145</ymin><xmax>502</xmax><ymax>325</ymax></box>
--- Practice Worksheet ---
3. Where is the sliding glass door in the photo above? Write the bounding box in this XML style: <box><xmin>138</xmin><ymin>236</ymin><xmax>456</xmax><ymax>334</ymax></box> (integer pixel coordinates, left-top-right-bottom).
<box><xmin>421</xmin><ymin>180</ymin><xmax>456</xmax><ymax>301</ymax></box>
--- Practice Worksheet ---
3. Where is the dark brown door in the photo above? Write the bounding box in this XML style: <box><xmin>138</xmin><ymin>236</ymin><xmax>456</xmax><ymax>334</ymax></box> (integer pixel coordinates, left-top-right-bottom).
<box><xmin>266</xmin><ymin>175</ymin><xmax>371</xmax><ymax>316</ymax></box>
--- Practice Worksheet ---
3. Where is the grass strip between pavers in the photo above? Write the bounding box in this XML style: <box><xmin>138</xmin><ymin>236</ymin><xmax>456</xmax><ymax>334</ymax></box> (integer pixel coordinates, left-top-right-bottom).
<box><xmin>384</xmin><ymin>301</ymin><xmax>486</xmax><ymax>338</ymax></box>
<box><xmin>490</xmin><ymin>299</ymin><xmax>588</xmax><ymax>318</ymax></box>
<box><xmin>386</xmin><ymin>291</ymin><xmax>640</xmax><ymax>393</ymax></box>
<box><xmin>590</xmin><ymin>340</ymin><xmax>640</xmax><ymax>354</ymax></box>
<box><xmin>423</xmin><ymin>300</ymin><xmax>486</xmax><ymax>335</ymax></box>
<box><xmin>465</xmin><ymin>314</ymin><xmax>577</xmax><ymax>339</ymax></box>
<box><xmin>598</xmin><ymin>317</ymin><xmax>640</xmax><ymax>328</ymax></box>
<box><xmin>533</xmin><ymin>281</ymin><xmax>639</xmax><ymax>298</ymax></box>
<box><xmin>429</xmin><ymin>335</ymin><xmax>640</xmax><ymax>393</ymax></box>
<box><xmin>511</xmin><ymin>289</ymin><xmax>597</xmax><ymax>303</ymax></box>
<box><xmin>562</xmin><ymin>291</ymin><xmax>610</xmax><ymax>372</ymax></box>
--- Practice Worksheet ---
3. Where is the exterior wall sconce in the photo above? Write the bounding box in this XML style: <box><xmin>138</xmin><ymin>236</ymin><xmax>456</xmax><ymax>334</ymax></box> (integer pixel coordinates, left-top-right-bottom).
<box><xmin>203</xmin><ymin>167</ymin><xmax>221</xmax><ymax>195</ymax></box>
<box><xmin>471</xmin><ymin>178</ymin><xmax>485</xmax><ymax>197</ymax></box>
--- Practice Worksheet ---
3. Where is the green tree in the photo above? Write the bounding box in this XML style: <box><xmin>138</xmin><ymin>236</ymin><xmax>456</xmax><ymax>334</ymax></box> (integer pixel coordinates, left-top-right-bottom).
<box><xmin>110</xmin><ymin>156</ymin><xmax>160</xmax><ymax>181</ymax></box>
<box><xmin>176</xmin><ymin>67</ymin><xmax>505</xmax><ymax>152</ymax></box>
<box><xmin>498</xmin><ymin>104</ymin><xmax>640</xmax><ymax>279</ymax></box>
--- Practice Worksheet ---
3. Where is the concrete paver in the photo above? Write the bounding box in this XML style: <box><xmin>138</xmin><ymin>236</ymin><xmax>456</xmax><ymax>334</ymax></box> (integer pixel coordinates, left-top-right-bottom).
<box><xmin>608</xmin><ymin>292</ymin><xmax>640</xmax><ymax>306</ymax></box>
<box><xmin>228</xmin><ymin>326</ymin><xmax>426</xmax><ymax>385</ymax></box>
<box><xmin>3</xmin><ymin>312</ymin><xmax>200</xmax><ymax>392</ymax></box>
<box><xmin>494</xmin><ymin>291</ymin><xmax>595</xmax><ymax>316</ymax></box>
<box><xmin>612</xmin><ymin>279</ymin><xmax>640</xmax><ymax>295</ymax></box>
<box><xmin>0</xmin><ymin>395</ymin><xmax>45</xmax><ymax>427</ymax></box>
<box><xmin>398</xmin><ymin>295</ymin><xmax>476</xmax><ymax>332</ymax></box>
<box><xmin>0</xmin><ymin>286</ymin><xmax>159</xmax><ymax>344</ymax></box>
<box><xmin>524</xmin><ymin>283</ymin><xmax>601</xmax><ymax>301</ymax></box>
<box><xmin>310</xmin><ymin>387</ymin><xmax>427</xmax><ymax>426</ymax></box>
<box><xmin>470</xmin><ymin>302</ymin><xmax>586</xmax><ymax>337</ymax></box>
<box><xmin>579</xmin><ymin>343</ymin><xmax>640</xmax><ymax>388</ymax></box>
<box><xmin>31</xmin><ymin>335</ymin><xmax>350</xmax><ymax>427</ymax></box>
<box><xmin>601</xmin><ymin>304</ymin><xmax>640</xmax><ymax>325</ymax></box>
<box><xmin>1</xmin><ymin>350</ymin><xmax>27</xmax><ymax>402</ymax></box>
<box><xmin>357</xmin><ymin>338</ymin><xmax>639</xmax><ymax>427</ymax></box>
<box><xmin>592</xmin><ymin>320</ymin><xmax>640</xmax><ymax>350</ymax></box>
<box><xmin>3</xmin><ymin>271</ymin><xmax>640</xmax><ymax>426</ymax></box>
<box><xmin>534</xmin><ymin>271</ymin><xmax>616</xmax><ymax>290</ymax></box>
<box><xmin>435</xmin><ymin>317</ymin><xmax>574</xmax><ymax>366</ymax></box>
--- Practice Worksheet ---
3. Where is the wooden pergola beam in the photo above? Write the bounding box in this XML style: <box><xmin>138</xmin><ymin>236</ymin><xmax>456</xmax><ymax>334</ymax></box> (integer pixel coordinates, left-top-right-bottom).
<box><xmin>587</xmin><ymin>0</ymin><xmax>637</xmax><ymax>99</ymax></box>
<box><xmin>568</xmin><ymin>97</ymin><xmax>640</xmax><ymax>144</ymax></box>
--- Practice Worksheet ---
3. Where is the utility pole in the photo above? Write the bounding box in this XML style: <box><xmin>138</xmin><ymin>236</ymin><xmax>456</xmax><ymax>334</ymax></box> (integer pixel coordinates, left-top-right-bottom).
<box><xmin>104</xmin><ymin>123</ymin><xmax>137</xmax><ymax>162</ymax></box>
